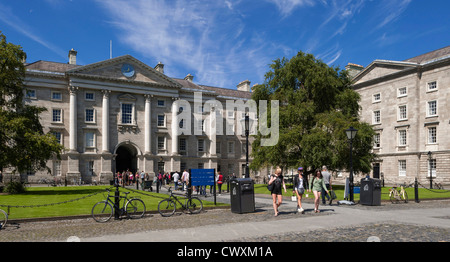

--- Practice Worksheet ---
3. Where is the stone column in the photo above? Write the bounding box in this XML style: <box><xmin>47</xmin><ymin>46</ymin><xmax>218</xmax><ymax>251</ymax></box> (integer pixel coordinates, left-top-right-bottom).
<box><xmin>100</xmin><ymin>90</ymin><xmax>113</xmax><ymax>183</ymax></box>
<box><xmin>144</xmin><ymin>95</ymin><xmax>152</xmax><ymax>154</ymax></box>
<box><xmin>67</xmin><ymin>85</ymin><xmax>80</xmax><ymax>182</ymax></box>
<box><xmin>171</xmin><ymin>99</ymin><xmax>179</xmax><ymax>155</ymax></box>
<box><xmin>68</xmin><ymin>85</ymin><xmax>78</xmax><ymax>152</ymax></box>
<box><xmin>102</xmin><ymin>90</ymin><xmax>111</xmax><ymax>153</ymax></box>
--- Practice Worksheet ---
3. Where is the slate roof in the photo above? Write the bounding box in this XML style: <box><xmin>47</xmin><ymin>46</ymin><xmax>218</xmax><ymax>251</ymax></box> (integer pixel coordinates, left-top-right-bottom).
<box><xmin>404</xmin><ymin>46</ymin><xmax>450</xmax><ymax>64</ymax></box>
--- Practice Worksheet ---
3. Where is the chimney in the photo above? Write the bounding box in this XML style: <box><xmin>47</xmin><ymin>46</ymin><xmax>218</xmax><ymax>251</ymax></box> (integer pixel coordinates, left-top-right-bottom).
<box><xmin>184</xmin><ymin>74</ymin><xmax>194</xmax><ymax>82</ymax></box>
<box><xmin>155</xmin><ymin>62</ymin><xmax>164</xmax><ymax>74</ymax></box>
<box><xmin>237</xmin><ymin>80</ymin><xmax>251</xmax><ymax>92</ymax></box>
<box><xmin>68</xmin><ymin>48</ymin><xmax>77</xmax><ymax>65</ymax></box>
<box><xmin>345</xmin><ymin>63</ymin><xmax>364</xmax><ymax>79</ymax></box>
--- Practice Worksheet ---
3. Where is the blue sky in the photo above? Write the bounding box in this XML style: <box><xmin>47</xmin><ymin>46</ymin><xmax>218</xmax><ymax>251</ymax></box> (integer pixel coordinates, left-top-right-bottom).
<box><xmin>1</xmin><ymin>0</ymin><xmax>449</xmax><ymax>89</ymax></box>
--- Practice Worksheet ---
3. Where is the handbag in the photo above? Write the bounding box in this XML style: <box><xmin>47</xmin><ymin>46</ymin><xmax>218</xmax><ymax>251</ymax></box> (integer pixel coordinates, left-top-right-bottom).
<box><xmin>330</xmin><ymin>190</ymin><xmax>337</xmax><ymax>200</ymax></box>
<box><xmin>267</xmin><ymin>183</ymin><xmax>274</xmax><ymax>191</ymax></box>
<box><xmin>291</xmin><ymin>194</ymin><xmax>297</xmax><ymax>202</ymax></box>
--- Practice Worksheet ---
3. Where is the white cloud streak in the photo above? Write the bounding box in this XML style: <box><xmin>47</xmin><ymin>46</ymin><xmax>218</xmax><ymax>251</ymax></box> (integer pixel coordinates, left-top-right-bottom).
<box><xmin>0</xmin><ymin>2</ymin><xmax>67</xmax><ymax>59</ymax></box>
<box><xmin>96</xmin><ymin>0</ymin><xmax>276</xmax><ymax>88</ymax></box>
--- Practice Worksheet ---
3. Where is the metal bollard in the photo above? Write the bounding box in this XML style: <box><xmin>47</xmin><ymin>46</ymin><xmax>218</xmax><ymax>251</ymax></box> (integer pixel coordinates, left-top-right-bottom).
<box><xmin>414</xmin><ymin>178</ymin><xmax>420</xmax><ymax>203</ymax></box>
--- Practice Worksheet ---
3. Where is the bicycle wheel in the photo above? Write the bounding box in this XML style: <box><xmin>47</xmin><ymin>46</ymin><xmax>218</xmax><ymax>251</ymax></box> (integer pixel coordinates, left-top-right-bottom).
<box><xmin>186</xmin><ymin>197</ymin><xmax>203</xmax><ymax>214</ymax></box>
<box><xmin>389</xmin><ymin>190</ymin><xmax>400</xmax><ymax>204</ymax></box>
<box><xmin>126</xmin><ymin>198</ymin><xmax>146</xmax><ymax>219</ymax></box>
<box><xmin>158</xmin><ymin>199</ymin><xmax>176</xmax><ymax>217</ymax></box>
<box><xmin>401</xmin><ymin>191</ymin><xmax>408</xmax><ymax>203</ymax></box>
<box><xmin>92</xmin><ymin>201</ymin><xmax>113</xmax><ymax>223</ymax></box>
<box><xmin>0</xmin><ymin>209</ymin><xmax>7</xmax><ymax>229</ymax></box>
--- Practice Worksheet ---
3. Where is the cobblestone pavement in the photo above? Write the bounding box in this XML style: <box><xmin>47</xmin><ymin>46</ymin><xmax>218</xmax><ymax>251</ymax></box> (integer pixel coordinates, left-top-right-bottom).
<box><xmin>1</xmin><ymin>194</ymin><xmax>449</xmax><ymax>242</ymax></box>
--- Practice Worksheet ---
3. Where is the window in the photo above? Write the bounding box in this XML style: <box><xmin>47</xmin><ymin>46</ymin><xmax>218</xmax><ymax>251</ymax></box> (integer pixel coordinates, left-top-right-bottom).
<box><xmin>398</xmin><ymin>160</ymin><xmax>406</xmax><ymax>177</ymax></box>
<box><xmin>427</xmin><ymin>81</ymin><xmax>437</xmax><ymax>91</ymax></box>
<box><xmin>26</xmin><ymin>89</ymin><xmax>36</xmax><ymax>99</ymax></box>
<box><xmin>198</xmin><ymin>139</ymin><xmax>204</xmax><ymax>152</ymax></box>
<box><xmin>85</xmin><ymin>132</ymin><xmax>95</xmax><ymax>148</ymax></box>
<box><xmin>85</xmin><ymin>92</ymin><xmax>95</xmax><ymax>101</ymax></box>
<box><xmin>52</xmin><ymin>131</ymin><xmax>62</xmax><ymax>144</ymax></box>
<box><xmin>373</xmin><ymin>110</ymin><xmax>381</xmax><ymax>124</ymax></box>
<box><xmin>198</xmin><ymin>163</ymin><xmax>204</xmax><ymax>169</ymax></box>
<box><xmin>373</xmin><ymin>93</ymin><xmax>381</xmax><ymax>103</ymax></box>
<box><xmin>427</xmin><ymin>101</ymin><xmax>437</xmax><ymax>116</ymax></box>
<box><xmin>216</xmin><ymin>142</ymin><xmax>221</xmax><ymax>154</ymax></box>
<box><xmin>398</xmin><ymin>105</ymin><xmax>407</xmax><ymax>121</ymax></box>
<box><xmin>121</xmin><ymin>103</ymin><xmax>133</xmax><ymax>124</ymax></box>
<box><xmin>374</xmin><ymin>134</ymin><xmax>380</xmax><ymax>148</ymax></box>
<box><xmin>85</xmin><ymin>108</ymin><xmax>95</xmax><ymax>123</ymax></box>
<box><xmin>227</xmin><ymin>110</ymin><xmax>234</xmax><ymax>119</ymax></box>
<box><xmin>54</xmin><ymin>161</ymin><xmax>61</xmax><ymax>176</ymax></box>
<box><xmin>428</xmin><ymin>159</ymin><xmax>436</xmax><ymax>178</ymax></box>
<box><xmin>51</xmin><ymin>91</ymin><xmax>62</xmax><ymax>101</ymax></box>
<box><xmin>179</xmin><ymin>119</ymin><xmax>184</xmax><ymax>129</ymax></box>
<box><xmin>157</xmin><ymin>115</ymin><xmax>165</xmax><ymax>127</ymax></box>
<box><xmin>157</xmin><ymin>136</ymin><xmax>165</xmax><ymax>150</ymax></box>
<box><xmin>228</xmin><ymin>141</ymin><xmax>235</xmax><ymax>154</ymax></box>
<box><xmin>398</xmin><ymin>87</ymin><xmax>407</xmax><ymax>97</ymax></box>
<box><xmin>398</xmin><ymin>130</ymin><xmax>407</xmax><ymax>146</ymax></box>
<box><xmin>157</xmin><ymin>99</ymin><xmax>165</xmax><ymax>107</ymax></box>
<box><xmin>428</xmin><ymin>127</ymin><xmax>437</xmax><ymax>144</ymax></box>
<box><xmin>52</xmin><ymin>109</ymin><xmax>62</xmax><ymax>123</ymax></box>
<box><xmin>179</xmin><ymin>138</ymin><xmax>186</xmax><ymax>152</ymax></box>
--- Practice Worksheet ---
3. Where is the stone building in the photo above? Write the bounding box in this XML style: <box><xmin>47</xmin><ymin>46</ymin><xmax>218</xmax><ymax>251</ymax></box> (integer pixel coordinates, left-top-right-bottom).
<box><xmin>16</xmin><ymin>50</ymin><xmax>261</xmax><ymax>184</ymax></box>
<box><xmin>350</xmin><ymin>46</ymin><xmax>450</xmax><ymax>185</ymax></box>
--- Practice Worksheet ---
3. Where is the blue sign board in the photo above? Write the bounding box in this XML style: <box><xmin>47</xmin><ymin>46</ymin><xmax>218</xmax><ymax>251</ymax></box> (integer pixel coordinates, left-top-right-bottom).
<box><xmin>191</xmin><ymin>169</ymin><xmax>215</xmax><ymax>186</ymax></box>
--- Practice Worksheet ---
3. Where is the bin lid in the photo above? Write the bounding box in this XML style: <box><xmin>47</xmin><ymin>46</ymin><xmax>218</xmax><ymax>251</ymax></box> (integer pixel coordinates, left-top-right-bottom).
<box><xmin>231</xmin><ymin>178</ymin><xmax>253</xmax><ymax>183</ymax></box>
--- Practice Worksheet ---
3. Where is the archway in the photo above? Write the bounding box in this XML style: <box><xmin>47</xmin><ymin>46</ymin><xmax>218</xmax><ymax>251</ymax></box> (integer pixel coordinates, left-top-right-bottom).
<box><xmin>115</xmin><ymin>144</ymin><xmax>138</xmax><ymax>174</ymax></box>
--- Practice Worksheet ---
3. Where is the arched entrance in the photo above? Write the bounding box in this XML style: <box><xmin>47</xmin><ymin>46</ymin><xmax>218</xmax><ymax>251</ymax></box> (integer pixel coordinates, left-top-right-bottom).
<box><xmin>115</xmin><ymin>143</ymin><xmax>138</xmax><ymax>174</ymax></box>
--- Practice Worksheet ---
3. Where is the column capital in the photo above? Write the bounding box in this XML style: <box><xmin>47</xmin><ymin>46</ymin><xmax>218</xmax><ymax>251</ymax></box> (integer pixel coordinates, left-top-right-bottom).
<box><xmin>101</xmin><ymin>89</ymin><xmax>111</xmax><ymax>98</ymax></box>
<box><xmin>68</xmin><ymin>85</ymin><xmax>78</xmax><ymax>94</ymax></box>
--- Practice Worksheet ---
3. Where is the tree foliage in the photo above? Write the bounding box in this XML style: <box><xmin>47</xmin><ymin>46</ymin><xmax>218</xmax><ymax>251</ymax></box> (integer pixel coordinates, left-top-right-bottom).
<box><xmin>251</xmin><ymin>51</ymin><xmax>376</xmax><ymax>174</ymax></box>
<box><xmin>0</xmin><ymin>32</ymin><xmax>63</xmax><ymax>174</ymax></box>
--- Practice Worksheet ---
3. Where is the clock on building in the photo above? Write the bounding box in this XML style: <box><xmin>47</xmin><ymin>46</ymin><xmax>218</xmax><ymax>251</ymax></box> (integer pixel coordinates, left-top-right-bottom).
<box><xmin>121</xmin><ymin>63</ymin><xmax>135</xmax><ymax>78</ymax></box>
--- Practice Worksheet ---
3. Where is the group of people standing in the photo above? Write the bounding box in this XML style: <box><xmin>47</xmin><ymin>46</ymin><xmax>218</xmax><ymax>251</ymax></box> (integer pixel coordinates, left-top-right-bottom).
<box><xmin>268</xmin><ymin>165</ymin><xmax>333</xmax><ymax>216</ymax></box>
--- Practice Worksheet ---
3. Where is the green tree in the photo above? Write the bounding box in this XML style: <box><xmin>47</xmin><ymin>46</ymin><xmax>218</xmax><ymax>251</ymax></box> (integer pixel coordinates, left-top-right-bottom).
<box><xmin>0</xmin><ymin>32</ymin><xmax>63</xmax><ymax>174</ymax></box>
<box><xmin>251</xmin><ymin>51</ymin><xmax>375</xmax><ymax>174</ymax></box>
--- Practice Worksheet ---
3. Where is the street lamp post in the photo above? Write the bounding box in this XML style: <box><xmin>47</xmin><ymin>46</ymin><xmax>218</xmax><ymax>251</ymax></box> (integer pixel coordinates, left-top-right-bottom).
<box><xmin>240</xmin><ymin>114</ymin><xmax>253</xmax><ymax>178</ymax></box>
<box><xmin>345</xmin><ymin>126</ymin><xmax>358</xmax><ymax>203</ymax></box>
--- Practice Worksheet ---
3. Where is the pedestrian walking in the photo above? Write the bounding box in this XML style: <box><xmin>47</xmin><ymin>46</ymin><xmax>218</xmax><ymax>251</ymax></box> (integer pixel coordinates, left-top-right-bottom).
<box><xmin>268</xmin><ymin>168</ymin><xmax>286</xmax><ymax>216</ymax></box>
<box><xmin>217</xmin><ymin>171</ymin><xmax>223</xmax><ymax>194</ymax></box>
<box><xmin>181</xmin><ymin>169</ymin><xmax>189</xmax><ymax>191</ymax></box>
<box><xmin>173</xmin><ymin>171</ymin><xmax>180</xmax><ymax>190</ymax></box>
<box><xmin>293</xmin><ymin>167</ymin><xmax>308</xmax><ymax>214</ymax></box>
<box><xmin>321</xmin><ymin>166</ymin><xmax>332</xmax><ymax>205</ymax></box>
<box><xmin>308</xmin><ymin>169</ymin><xmax>329</xmax><ymax>213</ymax></box>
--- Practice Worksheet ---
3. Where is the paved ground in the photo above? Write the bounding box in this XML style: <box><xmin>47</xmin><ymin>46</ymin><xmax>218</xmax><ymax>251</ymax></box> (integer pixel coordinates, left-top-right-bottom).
<box><xmin>1</xmin><ymin>187</ymin><xmax>449</xmax><ymax>242</ymax></box>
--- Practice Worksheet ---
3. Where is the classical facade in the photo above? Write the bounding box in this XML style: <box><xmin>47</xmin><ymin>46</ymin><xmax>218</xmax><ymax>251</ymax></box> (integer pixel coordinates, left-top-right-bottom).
<box><xmin>17</xmin><ymin>50</ymin><xmax>260</xmax><ymax>184</ymax></box>
<box><xmin>350</xmin><ymin>46</ymin><xmax>450</xmax><ymax>185</ymax></box>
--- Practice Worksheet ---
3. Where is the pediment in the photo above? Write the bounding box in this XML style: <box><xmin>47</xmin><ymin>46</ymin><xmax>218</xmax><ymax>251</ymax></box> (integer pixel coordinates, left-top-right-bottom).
<box><xmin>353</xmin><ymin>60</ymin><xmax>418</xmax><ymax>85</ymax></box>
<box><xmin>66</xmin><ymin>55</ymin><xmax>181</xmax><ymax>88</ymax></box>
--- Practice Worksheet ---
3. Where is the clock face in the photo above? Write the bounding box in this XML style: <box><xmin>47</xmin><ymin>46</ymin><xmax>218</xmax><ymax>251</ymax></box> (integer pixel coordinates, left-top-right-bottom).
<box><xmin>121</xmin><ymin>63</ymin><xmax>135</xmax><ymax>78</ymax></box>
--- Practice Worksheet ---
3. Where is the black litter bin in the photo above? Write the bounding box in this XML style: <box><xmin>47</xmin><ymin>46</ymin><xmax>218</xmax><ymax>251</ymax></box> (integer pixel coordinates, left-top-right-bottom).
<box><xmin>360</xmin><ymin>177</ymin><xmax>382</xmax><ymax>206</ymax></box>
<box><xmin>230</xmin><ymin>178</ymin><xmax>255</xmax><ymax>213</ymax></box>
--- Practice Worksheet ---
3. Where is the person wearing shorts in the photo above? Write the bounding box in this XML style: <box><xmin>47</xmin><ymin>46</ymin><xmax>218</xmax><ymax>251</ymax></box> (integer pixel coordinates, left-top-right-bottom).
<box><xmin>268</xmin><ymin>168</ymin><xmax>286</xmax><ymax>216</ymax></box>
<box><xmin>293</xmin><ymin>167</ymin><xmax>308</xmax><ymax>214</ymax></box>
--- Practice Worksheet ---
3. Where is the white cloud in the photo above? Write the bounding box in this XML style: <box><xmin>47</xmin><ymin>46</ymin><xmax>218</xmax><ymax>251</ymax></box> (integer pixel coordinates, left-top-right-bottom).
<box><xmin>96</xmin><ymin>0</ymin><xmax>276</xmax><ymax>88</ymax></box>
<box><xmin>265</xmin><ymin>0</ymin><xmax>315</xmax><ymax>17</ymax></box>
<box><xmin>375</xmin><ymin>0</ymin><xmax>412</xmax><ymax>30</ymax></box>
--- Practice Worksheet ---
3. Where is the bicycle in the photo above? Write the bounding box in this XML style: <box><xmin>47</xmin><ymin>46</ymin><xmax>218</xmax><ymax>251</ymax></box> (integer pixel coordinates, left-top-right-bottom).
<box><xmin>91</xmin><ymin>188</ymin><xmax>146</xmax><ymax>222</ymax></box>
<box><xmin>0</xmin><ymin>209</ymin><xmax>7</xmax><ymax>230</ymax></box>
<box><xmin>389</xmin><ymin>184</ymin><xmax>408</xmax><ymax>203</ymax></box>
<box><xmin>158</xmin><ymin>187</ymin><xmax>203</xmax><ymax>217</ymax></box>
